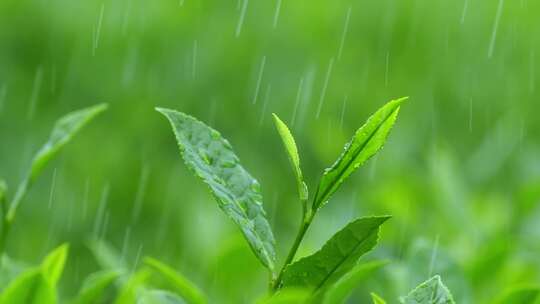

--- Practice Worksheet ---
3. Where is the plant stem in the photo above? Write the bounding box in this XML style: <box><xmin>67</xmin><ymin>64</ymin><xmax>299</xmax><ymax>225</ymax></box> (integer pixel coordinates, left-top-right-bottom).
<box><xmin>272</xmin><ymin>209</ymin><xmax>314</xmax><ymax>291</ymax></box>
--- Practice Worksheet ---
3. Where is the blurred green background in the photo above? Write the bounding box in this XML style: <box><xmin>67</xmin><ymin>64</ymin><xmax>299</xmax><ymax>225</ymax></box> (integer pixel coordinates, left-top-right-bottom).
<box><xmin>1</xmin><ymin>0</ymin><xmax>540</xmax><ymax>302</ymax></box>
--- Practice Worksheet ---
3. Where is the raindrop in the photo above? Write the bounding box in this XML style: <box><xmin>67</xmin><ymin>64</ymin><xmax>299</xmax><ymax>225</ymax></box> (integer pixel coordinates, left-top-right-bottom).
<box><xmin>93</xmin><ymin>183</ymin><xmax>110</xmax><ymax>237</ymax></box>
<box><xmin>339</xmin><ymin>95</ymin><xmax>348</xmax><ymax>129</ymax></box>
<box><xmin>337</xmin><ymin>6</ymin><xmax>351</xmax><ymax>60</ymax></box>
<box><xmin>121</xmin><ymin>226</ymin><xmax>131</xmax><ymax>264</ymax></box>
<box><xmin>132</xmin><ymin>165</ymin><xmax>150</xmax><ymax>224</ymax></box>
<box><xmin>460</xmin><ymin>0</ymin><xmax>469</xmax><ymax>24</ymax></box>
<box><xmin>50</xmin><ymin>64</ymin><xmax>56</xmax><ymax>93</ymax></box>
<box><xmin>122</xmin><ymin>0</ymin><xmax>131</xmax><ymax>35</ymax></box>
<box><xmin>488</xmin><ymin>0</ymin><xmax>504</xmax><ymax>59</ymax></box>
<box><xmin>530</xmin><ymin>50</ymin><xmax>535</xmax><ymax>94</ymax></box>
<box><xmin>384</xmin><ymin>52</ymin><xmax>390</xmax><ymax>87</ymax></box>
<box><xmin>48</xmin><ymin>168</ymin><xmax>57</xmax><ymax>209</ymax></box>
<box><xmin>82</xmin><ymin>178</ymin><xmax>90</xmax><ymax>220</ymax></box>
<box><xmin>316</xmin><ymin>57</ymin><xmax>335</xmax><ymax>119</ymax></box>
<box><xmin>92</xmin><ymin>3</ymin><xmax>105</xmax><ymax>56</ymax></box>
<box><xmin>252</xmin><ymin>55</ymin><xmax>266</xmax><ymax>104</ymax></box>
<box><xmin>235</xmin><ymin>0</ymin><xmax>249</xmax><ymax>37</ymax></box>
<box><xmin>28</xmin><ymin>66</ymin><xmax>43</xmax><ymax>120</ymax></box>
<box><xmin>0</xmin><ymin>84</ymin><xmax>7</xmax><ymax>113</ymax></box>
<box><xmin>259</xmin><ymin>84</ymin><xmax>272</xmax><ymax>126</ymax></box>
<box><xmin>272</xmin><ymin>0</ymin><xmax>282</xmax><ymax>29</ymax></box>
<box><xmin>291</xmin><ymin>77</ymin><xmax>304</xmax><ymax>127</ymax></box>
<box><xmin>469</xmin><ymin>97</ymin><xmax>473</xmax><ymax>132</ymax></box>
<box><xmin>131</xmin><ymin>244</ymin><xmax>143</xmax><ymax>275</ymax></box>
<box><xmin>428</xmin><ymin>234</ymin><xmax>440</xmax><ymax>278</ymax></box>
<box><xmin>192</xmin><ymin>40</ymin><xmax>198</xmax><ymax>79</ymax></box>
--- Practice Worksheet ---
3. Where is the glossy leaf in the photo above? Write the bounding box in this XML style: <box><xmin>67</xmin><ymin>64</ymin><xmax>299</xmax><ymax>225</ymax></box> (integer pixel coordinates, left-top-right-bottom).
<box><xmin>313</xmin><ymin>97</ymin><xmax>407</xmax><ymax>211</ymax></box>
<box><xmin>7</xmin><ymin>103</ymin><xmax>108</xmax><ymax>222</ymax></box>
<box><xmin>272</xmin><ymin>113</ymin><xmax>308</xmax><ymax>202</ymax></box>
<box><xmin>281</xmin><ymin>216</ymin><xmax>390</xmax><ymax>292</ymax></box>
<box><xmin>114</xmin><ymin>269</ymin><xmax>151</xmax><ymax>304</ymax></box>
<box><xmin>494</xmin><ymin>286</ymin><xmax>540</xmax><ymax>304</ymax></box>
<box><xmin>88</xmin><ymin>239</ymin><xmax>128</xmax><ymax>272</ymax></box>
<box><xmin>72</xmin><ymin>270</ymin><xmax>119</xmax><ymax>304</ymax></box>
<box><xmin>137</xmin><ymin>289</ymin><xmax>187</xmax><ymax>304</ymax></box>
<box><xmin>156</xmin><ymin>108</ymin><xmax>276</xmax><ymax>271</ymax></box>
<box><xmin>41</xmin><ymin>243</ymin><xmax>69</xmax><ymax>285</ymax></box>
<box><xmin>258</xmin><ymin>288</ymin><xmax>310</xmax><ymax>304</ymax></box>
<box><xmin>144</xmin><ymin>257</ymin><xmax>207</xmax><ymax>304</ymax></box>
<box><xmin>400</xmin><ymin>275</ymin><xmax>455</xmax><ymax>304</ymax></box>
<box><xmin>321</xmin><ymin>260</ymin><xmax>389</xmax><ymax>304</ymax></box>
<box><xmin>0</xmin><ymin>269</ymin><xmax>55</xmax><ymax>304</ymax></box>
<box><xmin>371</xmin><ymin>293</ymin><xmax>387</xmax><ymax>304</ymax></box>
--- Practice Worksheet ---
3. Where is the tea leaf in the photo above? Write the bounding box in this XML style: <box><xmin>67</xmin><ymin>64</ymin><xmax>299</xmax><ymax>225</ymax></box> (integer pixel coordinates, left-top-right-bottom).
<box><xmin>313</xmin><ymin>97</ymin><xmax>406</xmax><ymax>211</ymax></box>
<box><xmin>258</xmin><ymin>288</ymin><xmax>311</xmax><ymax>304</ymax></box>
<box><xmin>7</xmin><ymin>103</ymin><xmax>108</xmax><ymax>222</ymax></box>
<box><xmin>114</xmin><ymin>269</ymin><xmax>151</xmax><ymax>304</ymax></box>
<box><xmin>0</xmin><ymin>269</ymin><xmax>55</xmax><ymax>304</ymax></box>
<box><xmin>493</xmin><ymin>286</ymin><xmax>540</xmax><ymax>304</ymax></box>
<box><xmin>281</xmin><ymin>216</ymin><xmax>390</xmax><ymax>292</ymax></box>
<box><xmin>321</xmin><ymin>260</ymin><xmax>389</xmax><ymax>304</ymax></box>
<box><xmin>156</xmin><ymin>108</ymin><xmax>276</xmax><ymax>272</ymax></box>
<box><xmin>137</xmin><ymin>289</ymin><xmax>187</xmax><ymax>304</ymax></box>
<box><xmin>400</xmin><ymin>275</ymin><xmax>455</xmax><ymax>304</ymax></box>
<box><xmin>72</xmin><ymin>270</ymin><xmax>119</xmax><ymax>304</ymax></box>
<box><xmin>41</xmin><ymin>243</ymin><xmax>69</xmax><ymax>286</ymax></box>
<box><xmin>144</xmin><ymin>257</ymin><xmax>207</xmax><ymax>304</ymax></box>
<box><xmin>272</xmin><ymin>113</ymin><xmax>308</xmax><ymax>202</ymax></box>
<box><xmin>371</xmin><ymin>293</ymin><xmax>387</xmax><ymax>304</ymax></box>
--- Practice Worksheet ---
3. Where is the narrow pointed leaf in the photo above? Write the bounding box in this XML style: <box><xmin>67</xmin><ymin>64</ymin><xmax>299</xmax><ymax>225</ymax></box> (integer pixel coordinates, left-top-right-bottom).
<box><xmin>156</xmin><ymin>108</ymin><xmax>276</xmax><ymax>271</ymax></box>
<box><xmin>144</xmin><ymin>257</ymin><xmax>207</xmax><ymax>304</ymax></box>
<box><xmin>281</xmin><ymin>216</ymin><xmax>390</xmax><ymax>292</ymax></box>
<box><xmin>114</xmin><ymin>269</ymin><xmax>151</xmax><ymax>304</ymax></box>
<box><xmin>400</xmin><ymin>275</ymin><xmax>455</xmax><ymax>304</ymax></box>
<box><xmin>0</xmin><ymin>269</ymin><xmax>55</xmax><ymax>304</ymax></box>
<box><xmin>313</xmin><ymin>97</ymin><xmax>407</xmax><ymax>211</ymax></box>
<box><xmin>272</xmin><ymin>113</ymin><xmax>308</xmax><ymax>201</ymax></box>
<box><xmin>494</xmin><ymin>286</ymin><xmax>540</xmax><ymax>304</ymax></box>
<box><xmin>41</xmin><ymin>243</ymin><xmax>69</xmax><ymax>285</ymax></box>
<box><xmin>72</xmin><ymin>270</ymin><xmax>119</xmax><ymax>304</ymax></box>
<box><xmin>258</xmin><ymin>288</ymin><xmax>311</xmax><ymax>304</ymax></box>
<box><xmin>137</xmin><ymin>289</ymin><xmax>187</xmax><ymax>304</ymax></box>
<box><xmin>321</xmin><ymin>260</ymin><xmax>389</xmax><ymax>304</ymax></box>
<box><xmin>7</xmin><ymin>103</ymin><xmax>108</xmax><ymax>222</ymax></box>
<box><xmin>371</xmin><ymin>293</ymin><xmax>387</xmax><ymax>304</ymax></box>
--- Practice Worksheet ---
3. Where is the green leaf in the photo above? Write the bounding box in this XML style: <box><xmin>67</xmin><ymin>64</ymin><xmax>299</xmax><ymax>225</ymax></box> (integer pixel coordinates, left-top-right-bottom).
<box><xmin>0</xmin><ymin>269</ymin><xmax>55</xmax><ymax>304</ymax></box>
<box><xmin>72</xmin><ymin>270</ymin><xmax>120</xmax><ymax>304</ymax></box>
<box><xmin>156</xmin><ymin>108</ymin><xmax>276</xmax><ymax>272</ymax></box>
<box><xmin>272</xmin><ymin>113</ymin><xmax>308</xmax><ymax>202</ymax></box>
<box><xmin>114</xmin><ymin>269</ymin><xmax>151</xmax><ymax>304</ymax></box>
<box><xmin>137</xmin><ymin>289</ymin><xmax>187</xmax><ymax>304</ymax></box>
<box><xmin>313</xmin><ymin>97</ymin><xmax>407</xmax><ymax>211</ymax></box>
<box><xmin>400</xmin><ymin>275</ymin><xmax>455</xmax><ymax>304</ymax></box>
<box><xmin>494</xmin><ymin>286</ymin><xmax>540</xmax><ymax>304</ymax></box>
<box><xmin>281</xmin><ymin>216</ymin><xmax>390</xmax><ymax>292</ymax></box>
<box><xmin>87</xmin><ymin>239</ymin><xmax>128</xmax><ymax>272</ymax></box>
<box><xmin>258</xmin><ymin>288</ymin><xmax>311</xmax><ymax>304</ymax></box>
<box><xmin>7</xmin><ymin>103</ymin><xmax>108</xmax><ymax>222</ymax></box>
<box><xmin>371</xmin><ymin>293</ymin><xmax>387</xmax><ymax>304</ymax></box>
<box><xmin>144</xmin><ymin>257</ymin><xmax>207</xmax><ymax>304</ymax></box>
<box><xmin>0</xmin><ymin>255</ymin><xmax>28</xmax><ymax>290</ymax></box>
<box><xmin>41</xmin><ymin>243</ymin><xmax>69</xmax><ymax>286</ymax></box>
<box><xmin>0</xmin><ymin>180</ymin><xmax>6</xmax><ymax>205</ymax></box>
<box><xmin>321</xmin><ymin>260</ymin><xmax>389</xmax><ymax>304</ymax></box>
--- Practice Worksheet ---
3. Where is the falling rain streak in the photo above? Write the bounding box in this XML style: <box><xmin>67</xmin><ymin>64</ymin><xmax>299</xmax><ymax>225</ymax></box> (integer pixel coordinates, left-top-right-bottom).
<box><xmin>92</xmin><ymin>4</ymin><xmax>105</xmax><ymax>56</ymax></box>
<box><xmin>316</xmin><ymin>57</ymin><xmax>334</xmax><ymax>119</ymax></box>
<box><xmin>192</xmin><ymin>40</ymin><xmax>198</xmax><ymax>79</ymax></box>
<box><xmin>488</xmin><ymin>0</ymin><xmax>504</xmax><ymax>58</ymax></box>
<box><xmin>252</xmin><ymin>55</ymin><xmax>266</xmax><ymax>104</ymax></box>
<box><xmin>340</xmin><ymin>95</ymin><xmax>348</xmax><ymax>129</ymax></box>
<box><xmin>236</xmin><ymin>0</ymin><xmax>249</xmax><ymax>37</ymax></box>
<box><xmin>93</xmin><ymin>184</ymin><xmax>110</xmax><ymax>237</ymax></box>
<box><xmin>272</xmin><ymin>0</ymin><xmax>282</xmax><ymax>28</ymax></box>
<box><xmin>48</xmin><ymin>168</ymin><xmax>57</xmax><ymax>209</ymax></box>
<box><xmin>259</xmin><ymin>84</ymin><xmax>272</xmax><ymax>126</ymax></box>
<box><xmin>132</xmin><ymin>165</ymin><xmax>150</xmax><ymax>224</ymax></box>
<box><xmin>291</xmin><ymin>77</ymin><xmax>304</xmax><ymax>127</ymax></box>
<box><xmin>27</xmin><ymin>66</ymin><xmax>43</xmax><ymax>120</ymax></box>
<box><xmin>337</xmin><ymin>7</ymin><xmax>351</xmax><ymax>60</ymax></box>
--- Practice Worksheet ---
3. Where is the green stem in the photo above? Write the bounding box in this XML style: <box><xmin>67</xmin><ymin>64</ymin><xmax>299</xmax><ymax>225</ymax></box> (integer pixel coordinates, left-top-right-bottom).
<box><xmin>272</xmin><ymin>209</ymin><xmax>314</xmax><ymax>292</ymax></box>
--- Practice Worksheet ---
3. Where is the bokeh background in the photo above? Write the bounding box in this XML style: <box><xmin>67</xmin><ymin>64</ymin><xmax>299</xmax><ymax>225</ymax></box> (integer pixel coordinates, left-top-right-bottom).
<box><xmin>1</xmin><ymin>0</ymin><xmax>540</xmax><ymax>302</ymax></box>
